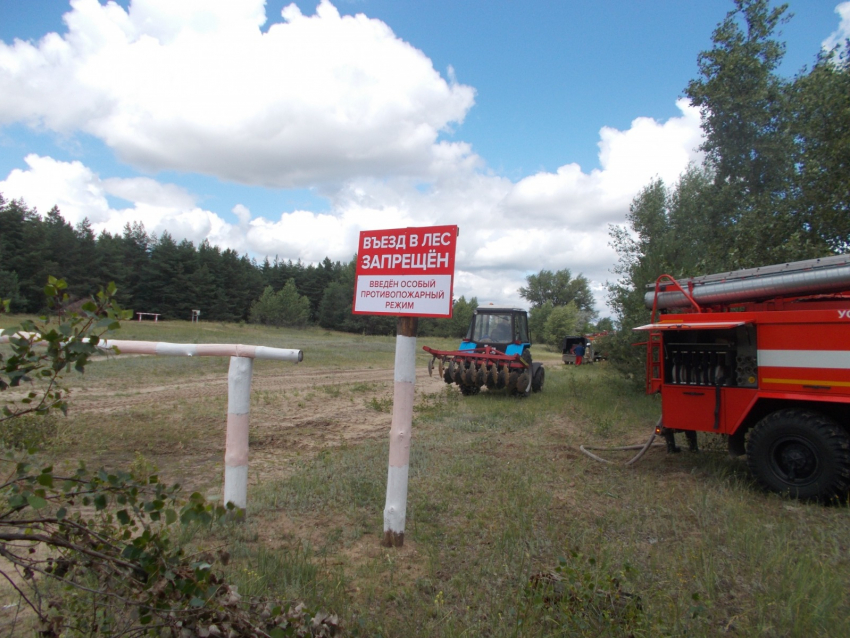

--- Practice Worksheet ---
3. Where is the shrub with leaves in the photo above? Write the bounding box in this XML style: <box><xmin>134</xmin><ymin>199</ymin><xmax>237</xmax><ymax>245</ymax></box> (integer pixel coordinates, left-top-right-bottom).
<box><xmin>1</xmin><ymin>277</ymin><xmax>131</xmax><ymax>423</ymax></box>
<box><xmin>0</xmin><ymin>456</ymin><xmax>341</xmax><ymax>636</ymax></box>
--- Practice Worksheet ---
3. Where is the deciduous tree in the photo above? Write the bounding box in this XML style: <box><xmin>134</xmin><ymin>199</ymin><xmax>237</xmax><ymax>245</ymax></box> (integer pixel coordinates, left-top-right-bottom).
<box><xmin>789</xmin><ymin>47</ymin><xmax>850</xmax><ymax>252</ymax></box>
<box><xmin>519</xmin><ymin>268</ymin><xmax>594</xmax><ymax>311</ymax></box>
<box><xmin>543</xmin><ymin>302</ymin><xmax>581</xmax><ymax>348</ymax></box>
<box><xmin>249</xmin><ymin>279</ymin><xmax>311</xmax><ymax>328</ymax></box>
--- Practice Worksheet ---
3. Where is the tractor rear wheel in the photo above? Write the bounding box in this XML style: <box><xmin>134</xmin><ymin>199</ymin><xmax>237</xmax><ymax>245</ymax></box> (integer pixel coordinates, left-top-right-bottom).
<box><xmin>513</xmin><ymin>348</ymin><xmax>533</xmax><ymax>397</ymax></box>
<box><xmin>531</xmin><ymin>365</ymin><xmax>545</xmax><ymax>393</ymax></box>
<box><xmin>746</xmin><ymin>409</ymin><xmax>850</xmax><ymax>502</ymax></box>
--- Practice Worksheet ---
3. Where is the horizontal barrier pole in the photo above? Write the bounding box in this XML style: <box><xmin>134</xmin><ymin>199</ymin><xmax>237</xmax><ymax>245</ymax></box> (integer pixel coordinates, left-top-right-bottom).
<box><xmin>3</xmin><ymin>329</ymin><xmax>303</xmax><ymax>517</ymax></box>
<box><xmin>0</xmin><ymin>332</ymin><xmax>302</xmax><ymax>363</ymax></box>
<box><xmin>100</xmin><ymin>340</ymin><xmax>303</xmax><ymax>362</ymax></box>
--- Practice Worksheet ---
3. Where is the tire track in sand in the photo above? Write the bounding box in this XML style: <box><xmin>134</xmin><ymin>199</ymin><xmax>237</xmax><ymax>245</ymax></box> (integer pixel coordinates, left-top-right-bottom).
<box><xmin>69</xmin><ymin>367</ymin><xmax>401</xmax><ymax>414</ymax></box>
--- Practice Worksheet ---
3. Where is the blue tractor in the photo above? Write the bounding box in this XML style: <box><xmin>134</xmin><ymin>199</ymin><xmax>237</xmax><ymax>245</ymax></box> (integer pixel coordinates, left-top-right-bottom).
<box><xmin>424</xmin><ymin>307</ymin><xmax>544</xmax><ymax>396</ymax></box>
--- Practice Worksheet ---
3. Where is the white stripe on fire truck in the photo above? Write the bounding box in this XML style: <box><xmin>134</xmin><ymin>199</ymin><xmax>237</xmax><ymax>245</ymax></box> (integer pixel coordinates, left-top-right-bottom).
<box><xmin>757</xmin><ymin>350</ymin><xmax>850</xmax><ymax>370</ymax></box>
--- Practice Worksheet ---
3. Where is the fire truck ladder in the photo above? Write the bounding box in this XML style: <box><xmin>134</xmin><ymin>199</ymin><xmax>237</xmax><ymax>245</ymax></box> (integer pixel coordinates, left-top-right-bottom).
<box><xmin>646</xmin><ymin>331</ymin><xmax>662</xmax><ymax>395</ymax></box>
<box><xmin>645</xmin><ymin>274</ymin><xmax>701</xmax><ymax>394</ymax></box>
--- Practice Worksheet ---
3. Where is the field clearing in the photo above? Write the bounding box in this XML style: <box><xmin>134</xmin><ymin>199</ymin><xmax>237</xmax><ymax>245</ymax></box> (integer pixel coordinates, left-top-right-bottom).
<box><xmin>1</xmin><ymin>318</ymin><xmax>849</xmax><ymax>636</ymax></box>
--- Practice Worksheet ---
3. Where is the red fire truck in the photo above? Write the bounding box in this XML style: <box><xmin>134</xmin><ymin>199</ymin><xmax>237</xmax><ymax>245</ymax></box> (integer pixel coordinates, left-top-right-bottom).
<box><xmin>637</xmin><ymin>254</ymin><xmax>850</xmax><ymax>501</ymax></box>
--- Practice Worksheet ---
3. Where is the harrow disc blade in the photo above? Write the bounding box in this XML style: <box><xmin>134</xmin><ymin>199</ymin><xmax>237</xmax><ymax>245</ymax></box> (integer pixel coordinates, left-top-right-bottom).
<box><xmin>497</xmin><ymin>366</ymin><xmax>509</xmax><ymax>389</ymax></box>
<box><xmin>463</xmin><ymin>365</ymin><xmax>475</xmax><ymax>386</ymax></box>
<box><xmin>507</xmin><ymin>370</ymin><xmax>519</xmax><ymax>392</ymax></box>
<box><xmin>516</xmin><ymin>371</ymin><xmax>530</xmax><ymax>394</ymax></box>
<box><xmin>486</xmin><ymin>365</ymin><xmax>498</xmax><ymax>388</ymax></box>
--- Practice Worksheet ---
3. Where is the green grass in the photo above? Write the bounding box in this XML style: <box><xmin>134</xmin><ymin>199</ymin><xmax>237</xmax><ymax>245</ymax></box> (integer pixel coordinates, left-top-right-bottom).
<box><xmin>3</xmin><ymin>318</ymin><xmax>849</xmax><ymax>636</ymax></box>
<box><xmin>0</xmin><ymin>315</ymin><xmax>460</xmax><ymax>385</ymax></box>
<box><xmin>211</xmin><ymin>359</ymin><xmax>850</xmax><ymax>637</ymax></box>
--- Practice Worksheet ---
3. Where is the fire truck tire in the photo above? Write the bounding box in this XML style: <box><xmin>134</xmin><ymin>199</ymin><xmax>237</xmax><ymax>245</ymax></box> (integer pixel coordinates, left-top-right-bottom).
<box><xmin>746</xmin><ymin>409</ymin><xmax>850</xmax><ymax>502</ymax></box>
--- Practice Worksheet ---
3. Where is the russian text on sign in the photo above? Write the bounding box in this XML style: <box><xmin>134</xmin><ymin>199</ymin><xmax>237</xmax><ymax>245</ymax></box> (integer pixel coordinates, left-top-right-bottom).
<box><xmin>360</xmin><ymin>252</ymin><xmax>450</xmax><ymax>270</ymax></box>
<box><xmin>353</xmin><ymin>225</ymin><xmax>458</xmax><ymax>317</ymax></box>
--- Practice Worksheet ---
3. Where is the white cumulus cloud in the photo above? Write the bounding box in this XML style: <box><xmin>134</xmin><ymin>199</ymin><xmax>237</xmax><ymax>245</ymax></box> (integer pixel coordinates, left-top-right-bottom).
<box><xmin>0</xmin><ymin>154</ymin><xmax>233</xmax><ymax>247</ymax></box>
<box><xmin>1</xmin><ymin>154</ymin><xmax>112</xmax><ymax>222</ymax></box>
<box><xmin>1</xmin><ymin>92</ymin><xmax>703</xmax><ymax>314</ymax></box>
<box><xmin>823</xmin><ymin>2</ymin><xmax>850</xmax><ymax>52</ymax></box>
<box><xmin>0</xmin><ymin>0</ymin><xmax>475</xmax><ymax>187</ymax></box>
<box><xmin>0</xmin><ymin>1</ymin><xmax>707</xmax><ymax>315</ymax></box>
<box><xmin>502</xmin><ymin>99</ymin><xmax>702</xmax><ymax>231</ymax></box>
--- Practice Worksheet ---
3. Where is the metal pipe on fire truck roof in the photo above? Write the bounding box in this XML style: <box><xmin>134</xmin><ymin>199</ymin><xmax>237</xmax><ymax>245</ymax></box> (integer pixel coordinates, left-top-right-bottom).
<box><xmin>644</xmin><ymin>254</ymin><xmax>850</xmax><ymax>310</ymax></box>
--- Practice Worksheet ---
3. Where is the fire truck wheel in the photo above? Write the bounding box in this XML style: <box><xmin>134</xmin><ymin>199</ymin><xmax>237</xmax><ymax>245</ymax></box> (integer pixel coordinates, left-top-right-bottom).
<box><xmin>746</xmin><ymin>410</ymin><xmax>850</xmax><ymax>502</ymax></box>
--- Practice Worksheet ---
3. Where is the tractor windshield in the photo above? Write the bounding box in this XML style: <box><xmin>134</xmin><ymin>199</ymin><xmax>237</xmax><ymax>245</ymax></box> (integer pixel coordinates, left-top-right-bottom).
<box><xmin>470</xmin><ymin>314</ymin><xmax>515</xmax><ymax>343</ymax></box>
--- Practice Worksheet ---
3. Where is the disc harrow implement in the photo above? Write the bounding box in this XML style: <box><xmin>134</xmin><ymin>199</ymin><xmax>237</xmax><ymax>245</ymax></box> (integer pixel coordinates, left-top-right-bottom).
<box><xmin>423</xmin><ymin>345</ymin><xmax>532</xmax><ymax>396</ymax></box>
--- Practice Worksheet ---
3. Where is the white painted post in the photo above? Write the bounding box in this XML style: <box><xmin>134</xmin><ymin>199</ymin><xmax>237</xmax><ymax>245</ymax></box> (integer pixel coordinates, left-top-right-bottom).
<box><xmin>224</xmin><ymin>355</ymin><xmax>253</xmax><ymax>512</ymax></box>
<box><xmin>383</xmin><ymin>317</ymin><xmax>418</xmax><ymax>547</ymax></box>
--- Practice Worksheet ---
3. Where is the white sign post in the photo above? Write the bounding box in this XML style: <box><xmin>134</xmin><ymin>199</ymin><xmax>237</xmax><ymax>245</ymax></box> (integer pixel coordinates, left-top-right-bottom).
<box><xmin>353</xmin><ymin>225</ymin><xmax>458</xmax><ymax>547</ymax></box>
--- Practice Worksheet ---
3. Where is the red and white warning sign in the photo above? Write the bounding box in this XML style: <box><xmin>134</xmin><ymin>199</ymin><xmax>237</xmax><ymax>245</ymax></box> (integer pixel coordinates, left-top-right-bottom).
<box><xmin>353</xmin><ymin>225</ymin><xmax>458</xmax><ymax>317</ymax></box>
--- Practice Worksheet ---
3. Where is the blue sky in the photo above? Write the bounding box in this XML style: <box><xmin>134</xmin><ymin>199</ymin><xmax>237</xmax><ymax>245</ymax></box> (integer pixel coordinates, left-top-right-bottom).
<box><xmin>1</xmin><ymin>0</ymin><xmax>847</xmax><ymax>315</ymax></box>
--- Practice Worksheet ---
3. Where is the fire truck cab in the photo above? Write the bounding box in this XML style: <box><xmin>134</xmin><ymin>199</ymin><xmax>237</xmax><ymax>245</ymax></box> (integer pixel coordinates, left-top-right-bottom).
<box><xmin>637</xmin><ymin>255</ymin><xmax>850</xmax><ymax>501</ymax></box>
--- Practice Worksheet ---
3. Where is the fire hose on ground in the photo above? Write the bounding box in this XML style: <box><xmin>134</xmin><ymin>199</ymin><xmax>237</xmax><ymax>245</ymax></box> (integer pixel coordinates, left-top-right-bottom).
<box><xmin>579</xmin><ymin>418</ymin><xmax>665</xmax><ymax>465</ymax></box>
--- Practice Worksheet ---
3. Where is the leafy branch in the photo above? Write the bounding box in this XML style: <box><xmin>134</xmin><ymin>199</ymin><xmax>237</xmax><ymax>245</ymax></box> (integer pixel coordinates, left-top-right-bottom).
<box><xmin>0</xmin><ymin>457</ymin><xmax>340</xmax><ymax>636</ymax></box>
<box><xmin>1</xmin><ymin>278</ymin><xmax>132</xmax><ymax>422</ymax></box>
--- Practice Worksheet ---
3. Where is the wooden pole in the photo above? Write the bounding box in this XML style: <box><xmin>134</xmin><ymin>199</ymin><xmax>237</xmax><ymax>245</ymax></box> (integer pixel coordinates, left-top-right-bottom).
<box><xmin>382</xmin><ymin>316</ymin><xmax>418</xmax><ymax>547</ymax></box>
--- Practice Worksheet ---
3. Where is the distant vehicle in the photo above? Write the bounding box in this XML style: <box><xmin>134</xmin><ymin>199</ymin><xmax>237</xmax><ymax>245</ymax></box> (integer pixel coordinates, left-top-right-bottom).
<box><xmin>561</xmin><ymin>336</ymin><xmax>594</xmax><ymax>365</ymax></box>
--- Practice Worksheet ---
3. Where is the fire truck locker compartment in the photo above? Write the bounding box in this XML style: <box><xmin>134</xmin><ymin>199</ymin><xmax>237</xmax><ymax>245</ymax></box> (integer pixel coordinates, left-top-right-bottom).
<box><xmin>722</xmin><ymin>388</ymin><xmax>759</xmax><ymax>434</ymax></box>
<box><xmin>661</xmin><ymin>385</ymin><xmax>718</xmax><ymax>431</ymax></box>
<box><xmin>662</xmin><ymin>386</ymin><xmax>760</xmax><ymax>434</ymax></box>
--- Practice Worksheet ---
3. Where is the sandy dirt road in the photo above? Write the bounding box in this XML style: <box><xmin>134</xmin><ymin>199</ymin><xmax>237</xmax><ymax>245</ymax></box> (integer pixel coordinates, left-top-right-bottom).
<box><xmin>63</xmin><ymin>364</ymin><xmax>449</xmax><ymax>497</ymax></box>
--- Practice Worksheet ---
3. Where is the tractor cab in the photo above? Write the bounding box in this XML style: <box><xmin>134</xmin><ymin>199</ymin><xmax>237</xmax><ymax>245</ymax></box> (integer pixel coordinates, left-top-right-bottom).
<box><xmin>460</xmin><ymin>307</ymin><xmax>530</xmax><ymax>356</ymax></box>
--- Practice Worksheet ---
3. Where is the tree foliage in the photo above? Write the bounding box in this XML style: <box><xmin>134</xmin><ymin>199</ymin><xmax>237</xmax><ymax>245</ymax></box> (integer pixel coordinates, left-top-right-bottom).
<box><xmin>528</xmin><ymin>302</ymin><xmax>554</xmax><ymax>345</ymax></box>
<box><xmin>419</xmin><ymin>295</ymin><xmax>479</xmax><ymax>339</ymax></box>
<box><xmin>249</xmin><ymin>280</ymin><xmax>312</xmax><ymax>328</ymax></box>
<box><xmin>682</xmin><ymin>0</ymin><xmax>832</xmax><ymax>266</ymax></box>
<box><xmin>520</xmin><ymin>266</ymin><xmax>607</xmax><ymax>345</ymax></box>
<box><xmin>543</xmin><ymin>302</ymin><xmax>581</xmax><ymax>348</ymax></box>
<box><xmin>519</xmin><ymin>268</ymin><xmax>594</xmax><ymax>311</ymax></box>
<box><xmin>789</xmin><ymin>46</ymin><xmax>850</xmax><ymax>252</ymax></box>
<box><xmin>1</xmin><ymin>278</ymin><xmax>131</xmax><ymax>422</ymax></box>
<box><xmin>0</xmin><ymin>197</ymin><xmax>465</xmax><ymax>336</ymax></box>
<box><xmin>686</xmin><ymin>0</ymin><xmax>793</xmax><ymax>198</ymax></box>
<box><xmin>606</xmin><ymin>0</ymin><xmax>846</xmax><ymax>379</ymax></box>
<box><xmin>0</xmin><ymin>457</ymin><xmax>340</xmax><ymax>636</ymax></box>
